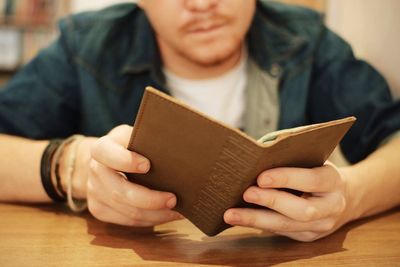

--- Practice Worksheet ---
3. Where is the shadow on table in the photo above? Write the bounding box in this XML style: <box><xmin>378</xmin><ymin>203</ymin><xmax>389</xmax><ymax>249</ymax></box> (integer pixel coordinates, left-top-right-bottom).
<box><xmin>29</xmin><ymin>204</ymin><xmax>395</xmax><ymax>266</ymax></box>
<box><xmin>84</xmin><ymin>215</ymin><xmax>361</xmax><ymax>266</ymax></box>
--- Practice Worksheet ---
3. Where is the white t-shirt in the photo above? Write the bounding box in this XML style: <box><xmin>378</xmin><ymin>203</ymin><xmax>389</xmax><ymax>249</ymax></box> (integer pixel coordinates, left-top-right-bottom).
<box><xmin>163</xmin><ymin>51</ymin><xmax>248</xmax><ymax>129</ymax></box>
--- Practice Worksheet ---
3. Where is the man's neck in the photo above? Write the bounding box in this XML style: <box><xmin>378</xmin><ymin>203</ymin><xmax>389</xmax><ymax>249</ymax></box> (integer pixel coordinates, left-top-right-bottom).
<box><xmin>158</xmin><ymin>40</ymin><xmax>243</xmax><ymax>80</ymax></box>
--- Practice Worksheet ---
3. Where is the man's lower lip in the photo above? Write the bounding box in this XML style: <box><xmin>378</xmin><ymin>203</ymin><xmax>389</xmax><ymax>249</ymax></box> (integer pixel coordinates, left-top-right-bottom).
<box><xmin>188</xmin><ymin>25</ymin><xmax>223</xmax><ymax>34</ymax></box>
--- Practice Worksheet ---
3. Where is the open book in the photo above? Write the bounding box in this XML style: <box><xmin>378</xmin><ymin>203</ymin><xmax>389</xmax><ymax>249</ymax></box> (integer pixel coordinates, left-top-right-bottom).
<box><xmin>127</xmin><ymin>87</ymin><xmax>356</xmax><ymax>236</ymax></box>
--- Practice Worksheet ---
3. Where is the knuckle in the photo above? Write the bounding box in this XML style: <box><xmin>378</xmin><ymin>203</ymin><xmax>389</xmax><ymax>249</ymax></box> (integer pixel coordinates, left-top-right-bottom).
<box><xmin>87</xmin><ymin>200</ymin><xmax>103</xmax><ymax>218</ymax></box>
<box><xmin>86</xmin><ymin>179</ymin><xmax>104</xmax><ymax>204</ymax></box>
<box><xmin>246</xmin><ymin>213</ymin><xmax>257</xmax><ymax>226</ymax></box>
<box><xmin>298</xmin><ymin>232</ymin><xmax>320</xmax><ymax>242</ymax></box>
<box><xmin>86</xmin><ymin>178</ymin><xmax>97</xmax><ymax>196</ymax></box>
<box><xmin>145</xmin><ymin>192</ymin><xmax>164</xmax><ymax>209</ymax></box>
<box><xmin>308</xmin><ymin>173</ymin><xmax>322</xmax><ymax>192</ymax></box>
<box><xmin>318</xmin><ymin>219</ymin><xmax>336</xmax><ymax>232</ymax></box>
<box><xmin>119</xmin><ymin>124</ymin><xmax>132</xmax><ymax>132</ymax></box>
<box><xmin>278</xmin><ymin>220</ymin><xmax>292</xmax><ymax>232</ymax></box>
<box><xmin>90</xmin><ymin>136</ymin><xmax>106</xmax><ymax>158</ymax></box>
<box><xmin>278</xmin><ymin>173</ymin><xmax>289</xmax><ymax>187</ymax></box>
<box><xmin>128</xmin><ymin>208</ymin><xmax>142</xmax><ymax>221</ymax></box>
<box><xmin>87</xmin><ymin>173</ymin><xmax>102</xmax><ymax>196</ymax></box>
<box><xmin>120</xmin><ymin>151</ymin><xmax>144</xmax><ymax>173</ymax></box>
<box><xmin>299</xmin><ymin>205</ymin><xmax>318</xmax><ymax>222</ymax></box>
<box><xmin>111</xmin><ymin>190</ymin><xmax>124</xmax><ymax>203</ymax></box>
<box><xmin>88</xmin><ymin>160</ymin><xmax>98</xmax><ymax>174</ymax></box>
<box><xmin>111</xmin><ymin>124</ymin><xmax>131</xmax><ymax>134</ymax></box>
<box><xmin>266</xmin><ymin>193</ymin><xmax>278</xmax><ymax>209</ymax></box>
<box><xmin>305</xmin><ymin>234</ymin><xmax>320</xmax><ymax>242</ymax></box>
<box><xmin>140</xmin><ymin>196</ymin><xmax>154</xmax><ymax>210</ymax></box>
<box><xmin>135</xmin><ymin>189</ymin><xmax>158</xmax><ymax>209</ymax></box>
<box><xmin>72</xmin><ymin>177</ymin><xmax>85</xmax><ymax>193</ymax></box>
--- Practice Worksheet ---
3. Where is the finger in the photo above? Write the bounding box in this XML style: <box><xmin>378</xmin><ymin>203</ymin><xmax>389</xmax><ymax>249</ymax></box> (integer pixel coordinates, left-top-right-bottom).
<box><xmin>244</xmin><ymin>187</ymin><xmax>316</xmax><ymax>221</ymax></box>
<box><xmin>88</xmin><ymin>171</ymin><xmax>183</xmax><ymax>225</ymax></box>
<box><xmin>243</xmin><ymin>187</ymin><xmax>344</xmax><ymax>222</ymax></box>
<box><xmin>88</xmin><ymin>199</ymin><xmax>152</xmax><ymax>227</ymax></box>
<box><xmin>89</xmin><ymin>160</ymin><xmax>177</xmax><ymax>210</ymax></box>
<box><xmin>91</xmin><ymin>135</ymin><xmax>150</xmax><ymax>173</ymax></box>
<box><xmin>257</xmin><ymin>164</ymin><xmax>341</xmax><ymax>193</ymax></box>
<box><xmin>100</xmin><ymin>196</ymin><xmax>182</xmax><ymax>225</ymax></box>
<box><xmin>107</xmin><ymin>124</ymin><xmax>133</xmax><ymax>147</ymax></box>
<box><xmin>224</xmin><ymin>208</ymin><xmax>338</xmax><ymax>235</ymax></box>
<box><xmin>88</xmin><ymin>173</ymin><xmax>179</xmax><ymax>226</ymax></box>
<box><xmin>274</xmin><ymin>231</ymin><xmax>321</xmax><ymax>242</ymax></box>
<box><xmin>224</xmin><ymin>208</ymin><xmax>314</xmax><ymax>232</ymax></box>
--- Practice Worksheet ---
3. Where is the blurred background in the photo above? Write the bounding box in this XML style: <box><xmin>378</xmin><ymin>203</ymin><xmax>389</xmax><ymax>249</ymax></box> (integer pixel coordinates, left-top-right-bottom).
<box><xmin>0</xmin><ymin>0</ymin><xmax>399</xmax><ymax>97</ymax></box>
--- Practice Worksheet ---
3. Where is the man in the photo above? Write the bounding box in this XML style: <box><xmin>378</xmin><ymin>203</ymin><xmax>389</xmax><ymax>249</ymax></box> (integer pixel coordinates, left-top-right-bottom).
<box><xmin>0</xmin><ymin>0</ymin><xmax>399</xmax><ymax>242</ymax></box>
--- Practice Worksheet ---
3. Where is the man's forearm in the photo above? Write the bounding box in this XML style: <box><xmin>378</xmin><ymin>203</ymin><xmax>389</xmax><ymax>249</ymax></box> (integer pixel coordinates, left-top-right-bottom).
<box><xmin>0</xmin><ymin>134</ymin><xmax>51</xmax><ymax>202</ymax></box>
<box><xmin>344</xmin><ymin>137</ymin><xmax>400</xmax><ymax>221</ymax></box>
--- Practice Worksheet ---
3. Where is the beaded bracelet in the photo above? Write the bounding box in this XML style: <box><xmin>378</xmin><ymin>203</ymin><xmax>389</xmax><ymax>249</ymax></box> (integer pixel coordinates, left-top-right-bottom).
<box><xmin>52</xmin><ymin>135</ymin><xmax>82</xmax><ymax>199</ymax></box>
<box><xmin>64</xmin><ymin>135</ymin><xmax>87</xmax><ymax>212</ymax></box>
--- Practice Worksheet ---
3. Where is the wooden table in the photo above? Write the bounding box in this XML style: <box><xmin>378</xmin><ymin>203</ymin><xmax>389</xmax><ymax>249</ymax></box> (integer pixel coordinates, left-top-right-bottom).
<box><xmin>0</xmin><ymin>203</ymin><xmax>399</xmax><ymax>266</ymax></box>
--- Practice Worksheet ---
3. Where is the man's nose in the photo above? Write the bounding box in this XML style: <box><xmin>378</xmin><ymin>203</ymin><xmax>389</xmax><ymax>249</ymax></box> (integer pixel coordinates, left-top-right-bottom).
<box><xmin>185</xmin><ymin>0</ymin><xmax>218</xmax><ymax>12</ymax></box>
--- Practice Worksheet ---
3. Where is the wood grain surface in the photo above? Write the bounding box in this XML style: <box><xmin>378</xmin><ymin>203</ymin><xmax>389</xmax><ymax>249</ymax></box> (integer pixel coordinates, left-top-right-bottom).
<box><xmin>0</xmin><ymin>203</ymin><xmax>399</xmax><ymax>266</ymax></box>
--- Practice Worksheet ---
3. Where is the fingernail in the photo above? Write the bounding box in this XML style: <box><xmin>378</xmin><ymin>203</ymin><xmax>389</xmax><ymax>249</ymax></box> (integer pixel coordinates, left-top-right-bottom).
<box><xmin>166</xmin><ymin>196</ymin><xmax>176</xmax><ymax>208</ymax></box>
<box><xmin>137</xmin><ymin>159</ymin><xmax>150</xmax><ymax>173</ymax></box>
<box><xmin>259</xmin><ymin>176</ymin><xmax>273</xmax><ymax>187</ymax></box>
<box><xmin>244</xmin><ymin>189</ymin><xmax>259</xmax><ymax>202</ymax></box>
<box><xmin>226</xmin><ymin>211</ymin><xmax>241</xmax><ymax>224</ymax></box>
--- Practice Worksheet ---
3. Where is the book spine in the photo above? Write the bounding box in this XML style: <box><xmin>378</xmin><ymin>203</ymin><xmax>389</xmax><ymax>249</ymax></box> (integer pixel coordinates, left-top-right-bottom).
<box><xmin>190</xmin><ymin>134</ymin><xmax>264</xmax><ymax>235</ymax></box>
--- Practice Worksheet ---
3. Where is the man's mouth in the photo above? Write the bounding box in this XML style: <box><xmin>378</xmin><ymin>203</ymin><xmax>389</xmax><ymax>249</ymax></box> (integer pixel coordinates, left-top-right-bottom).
<box><xmin>187</xmin><ymin>22</ymin><xmax>224</xmax><ymax>34</ymax></box>
<box><xmin>184</xmin><ymin>16</ymin><xmax>229</xmax><ymax>35</ymax></box>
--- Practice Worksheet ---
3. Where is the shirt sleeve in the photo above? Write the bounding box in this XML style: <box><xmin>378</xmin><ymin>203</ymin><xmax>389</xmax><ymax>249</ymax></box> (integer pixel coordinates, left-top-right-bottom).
<box><xmin>308</xmin><ymin>25</ymin><xmax>400</xmax><ymax>164</ymax></box>
<box><xmin>0</xmin><ymin>21</ymin><xmax>80</xmax><ymax>139</ymax></box>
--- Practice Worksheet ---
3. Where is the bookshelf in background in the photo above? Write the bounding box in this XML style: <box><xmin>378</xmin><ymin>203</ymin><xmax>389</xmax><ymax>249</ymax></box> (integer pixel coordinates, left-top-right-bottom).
<box><xmin>0</xmin><ymin>0</ymin><xmax>325</xmax><ymax>73</ymax></box>
<box><xmin>0</xmin><ymin>0</ymin><xmax>70</xmax><ymax>72</ymax></box>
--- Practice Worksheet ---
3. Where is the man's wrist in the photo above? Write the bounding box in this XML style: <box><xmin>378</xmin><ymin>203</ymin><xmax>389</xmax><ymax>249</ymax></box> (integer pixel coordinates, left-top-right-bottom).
<box><xmin>59</xmin><ymin>137</ymin><xmax>95</xmax><ymax>200</ymax></box>
<box><xmin>339</xmin><ymin>166</ymin><xmax>365</xmax><ymax>222</ymax></box>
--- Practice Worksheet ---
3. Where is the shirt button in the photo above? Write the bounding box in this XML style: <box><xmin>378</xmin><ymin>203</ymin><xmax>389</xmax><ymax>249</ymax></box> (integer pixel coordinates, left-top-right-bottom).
<box><xmin>270</xmin><ymin>64</ymin><xmax>282</xmax><ymax>77</ymax></box>
<box><xmin>264</xmin><ymin>118</ymin><xmax>271</xmax><ymax>125</ymax></box>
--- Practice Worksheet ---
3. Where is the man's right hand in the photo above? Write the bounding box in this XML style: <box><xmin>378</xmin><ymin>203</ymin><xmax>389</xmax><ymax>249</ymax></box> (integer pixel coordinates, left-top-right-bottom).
<box><xmin>88</xmin><ymin>124</ymin><xmax>182</xmax><ymax>226</ymax></box>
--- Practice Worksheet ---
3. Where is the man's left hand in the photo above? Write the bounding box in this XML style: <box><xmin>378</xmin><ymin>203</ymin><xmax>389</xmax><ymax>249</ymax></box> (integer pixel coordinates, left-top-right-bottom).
<box><xmin>224</xmin><ymin>162</ymin><xmax>357</xmax><ymax>242</ymax></box>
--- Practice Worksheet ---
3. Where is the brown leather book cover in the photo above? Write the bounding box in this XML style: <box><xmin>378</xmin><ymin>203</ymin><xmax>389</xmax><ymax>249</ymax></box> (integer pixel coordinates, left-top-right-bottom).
<box><xmin>126</xmin><ymin>87</ymin><xmax>356</xmax><ymax>236</ymax></box>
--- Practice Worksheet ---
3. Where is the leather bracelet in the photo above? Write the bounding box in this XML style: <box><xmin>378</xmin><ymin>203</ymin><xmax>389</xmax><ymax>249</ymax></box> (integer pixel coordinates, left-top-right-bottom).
<box><xmin>52</xmin><ymin>135</ymin><xmax>82</xmax><ymax>199</ymax></box>
<box><xmin>40</xmin><ymin>139</ymin><xmax>66</xmax><ymax>202</ymax></box>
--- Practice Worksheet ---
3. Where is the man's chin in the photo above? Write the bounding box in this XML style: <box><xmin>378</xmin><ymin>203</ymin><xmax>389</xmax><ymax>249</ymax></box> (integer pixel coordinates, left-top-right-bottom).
<box><xmin>190</xmin><ymin>57</ymin><xmax>226</xmax><ymax>68</ymax></box>
<box><xmin>185</xmin><ymin>48</ymin><xmax>240</xmax><ymax>68</ymax></box>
